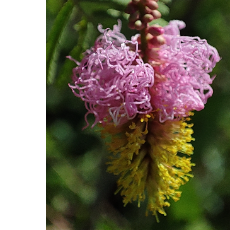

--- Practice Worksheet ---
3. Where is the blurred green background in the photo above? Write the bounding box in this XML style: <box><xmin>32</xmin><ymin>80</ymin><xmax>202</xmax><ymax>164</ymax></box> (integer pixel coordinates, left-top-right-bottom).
<box><xmin>46</xmin><ymin>0</ymin><xmax>230</xmax><ymax>229</ymax></box>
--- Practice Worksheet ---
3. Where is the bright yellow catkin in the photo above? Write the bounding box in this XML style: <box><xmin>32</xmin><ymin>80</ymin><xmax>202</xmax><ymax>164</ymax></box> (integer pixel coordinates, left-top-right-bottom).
<box><xmin>100</xmin><ymin>114</ymin><xmax>195</xmax><ymax>221</ymax></box>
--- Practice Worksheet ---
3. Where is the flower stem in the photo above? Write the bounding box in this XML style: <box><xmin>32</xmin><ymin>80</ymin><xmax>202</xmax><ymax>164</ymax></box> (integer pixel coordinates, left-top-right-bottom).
<box><xmin>140</xmin><ymin>28</ymin><xmax>148</xmax><ymax>63</ymax></box>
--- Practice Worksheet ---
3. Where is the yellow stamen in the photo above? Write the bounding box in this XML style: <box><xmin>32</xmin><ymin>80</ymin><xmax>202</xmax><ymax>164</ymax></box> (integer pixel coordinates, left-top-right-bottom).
<box><xmin>100</xmin><ymin>115</ymin><xmax>195</xmax><ymax>219</ymax></box>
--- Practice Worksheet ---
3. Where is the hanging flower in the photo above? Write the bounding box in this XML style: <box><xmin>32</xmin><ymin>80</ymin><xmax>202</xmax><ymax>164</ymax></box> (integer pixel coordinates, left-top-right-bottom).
<box><xmin>68</xmin><ymin>3</ymin><xmax>220</xmax><ymax>218</ymax></box>
<box><xmin>96</xmin><ymin>20</ymin><xmax>219</xmax><ymax>218</ymax></box>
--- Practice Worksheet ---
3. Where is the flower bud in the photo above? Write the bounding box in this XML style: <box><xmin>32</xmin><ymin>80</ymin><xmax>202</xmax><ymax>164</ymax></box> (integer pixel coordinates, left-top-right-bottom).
<box><xmin>151</xmin><ymin>10</ymin><xmax>161</xmax><ymax>19</ymax></box>
<box><xmin>148</xmin><ymin>35</ymin><xmax>166</xmax><ymax>47</ymax></box>
<box><xmin>129</xmin><ymin>11</ymin><xmax>140</xmax><ymax>22</ymax></box>
<box><xmin>135</xmin><ymin>20</ymin><xmax>145</xmax><ymax>30</ymax></box>
<box><xmin>144</xmin><ymin>6</ymin><xmax>161</xmax><ymax>19</ymax></box>
<box><xmin>147</xmin><ymin>48</ymin><xmax>159</xmax><ymax>60</ymax></box>
<box><xmin>144</xmin><ymin>6</ymin><xmax>152</xmax><ymax>14</ymax></box>
<box><xmin>147</xmin><ymin>25</ymin><xmax>164</xmax><ymax>36</ymax></box>
<box><xmin>142</xmin><ymin>14</ymin><xmax>154</xmax><ymax>23</ymax></box>
<box><xmin>146</xmin><ymin>0</ymin><xmax>158</xmax><ymax>10</ymax></box>
<box><xmin>128</xmin><ymin>21</ymin><xmax>136</xmax><ymax>29</ymax></box>
<box><xmin>146</xmin><ymin>33</ymin><xmax>153</xmax><ymax>40</ymax></box>
<box><xmin>125</xmin><ymin>2</ymin><xmax>138</xmax><ymax>14</ymax></box>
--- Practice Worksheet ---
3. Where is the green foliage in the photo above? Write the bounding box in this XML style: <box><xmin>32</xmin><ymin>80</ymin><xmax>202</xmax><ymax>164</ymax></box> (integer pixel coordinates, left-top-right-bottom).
<box><xmin>57</xmin><ymin>19</ymin><xmax>97</xmax><ymax>87</ymax></box>
<box><xmin>47</xmin><ymin>0</ymin><xmax>230</xmax><ymax>229</ymax></box>
<box><xmin>46</xmin><ymin>0</ymin><xmax>75</xmax><ymax>85</ymax></box>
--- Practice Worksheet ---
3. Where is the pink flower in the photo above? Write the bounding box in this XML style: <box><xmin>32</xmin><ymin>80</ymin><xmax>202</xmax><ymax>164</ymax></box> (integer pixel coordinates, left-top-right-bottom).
<box><xmin>69</xmin><ymin>22</ymin><xmax>154</xmax><ymax>128</ymax></box>
<box><xmin>150</xmin><ymin>20</ymin><xmax>220</xmax><ymax>122</ymax></box>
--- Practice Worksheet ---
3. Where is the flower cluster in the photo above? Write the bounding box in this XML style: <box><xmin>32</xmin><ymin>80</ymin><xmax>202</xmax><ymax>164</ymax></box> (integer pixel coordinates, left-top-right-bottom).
<box><xmin>69</xmin><ymin>0</ymin><xmax>220</xmax><ymax>220</ymax></box>
<box><xmin>125</xmin><ymin>0</ymin><xmax>161</xmax><ymax>30</ymax></box>
<box><xmin>149</xmin><ymin>20</ymin><xmax>220</xmax><ymax>122</ymax></box>
<box><xmin>102</xmin><ymin>114</ymin><xmax>195</xmax><ymax>220</ymax></box>
<box><xmin>69</xmin><ymin>22</ymin><xmax>154</xmax><ymax>128</ymax></box>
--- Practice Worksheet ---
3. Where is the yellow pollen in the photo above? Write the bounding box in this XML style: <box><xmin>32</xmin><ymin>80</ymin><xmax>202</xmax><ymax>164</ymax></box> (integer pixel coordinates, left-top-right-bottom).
<box><xmin>100</xmin><ymin>114</ymin><xmax>195</xmax><ymax>219</ymax></box>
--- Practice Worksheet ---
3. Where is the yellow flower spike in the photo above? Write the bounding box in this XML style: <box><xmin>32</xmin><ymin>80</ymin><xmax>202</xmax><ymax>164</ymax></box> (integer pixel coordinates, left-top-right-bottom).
<box><xmin>100</xmin><ymin>114</ymin><xmax>195</xmax><ymax>219</ymax></box>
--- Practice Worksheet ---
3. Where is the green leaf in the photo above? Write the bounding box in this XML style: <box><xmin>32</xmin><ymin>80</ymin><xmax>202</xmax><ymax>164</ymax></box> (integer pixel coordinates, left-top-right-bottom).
<box><xmin>79</xmin><ymin>0</ymin><xmax>127</xmax><ymax>18</ymax></box>
<box><xmin>111</xmin><ymin>0</ymin><xmax>130</xmax><ymax>6</ymax></box>
<box><xmin>46</xmin><ymin>0</ymin><xmax>75</xmax><ymax>85</ymax></box>
<box><xmin>159</xmin><ymin>0</ymin><xmax>172</xmax><ymax>3</ymax></box>
<box><xmin>170</xmin><ymin>180</ymin><xmax>202</xmax><ymax>222</ymax></box>
<box><xmin>56</xmin><ymin>19</ymin><xmax>97</xmax><ymax>87</ymax></box>
<box><xmin>158</xmin><ymin>2</ymin><xmax>170</xmax><ymax>16</ymax></box>
<box><xmin>149</xmin><ymin>18</ymin><xmax>169</xmax><ymax>27</ymax></box>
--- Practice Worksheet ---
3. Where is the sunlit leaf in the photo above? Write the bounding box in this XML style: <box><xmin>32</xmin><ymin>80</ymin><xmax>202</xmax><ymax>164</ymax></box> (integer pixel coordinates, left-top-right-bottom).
<box><xmin>158</xmin><ymin>1</ymin><xmax>170</xmax><ymax>15</ymax></box>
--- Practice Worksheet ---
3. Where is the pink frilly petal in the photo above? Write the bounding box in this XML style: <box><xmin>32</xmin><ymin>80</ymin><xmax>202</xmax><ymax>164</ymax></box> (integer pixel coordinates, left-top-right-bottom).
<box><xmin>69</xmin><ymin>21</ymin><xmax>154</xmax><ymax>128</ymax></box>
<box><xmin>150</xmin><ymin>20</ymin><xmax>220</xmax><ymax>122</ymax></box>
